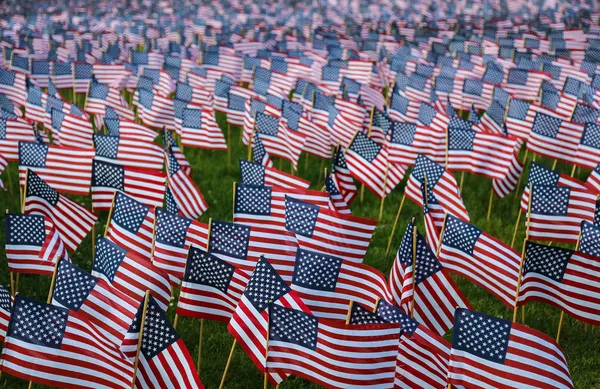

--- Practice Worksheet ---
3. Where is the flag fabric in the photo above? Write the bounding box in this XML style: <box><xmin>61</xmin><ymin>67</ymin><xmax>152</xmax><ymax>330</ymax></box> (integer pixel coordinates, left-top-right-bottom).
<box><xmin>325</xmin><ymin>172</ymin><xmax>350</xmax><ymax>214</ymax></box>
<box><xmin>166</xmin><ymin>146</ymin><xmax>208</xmax><ymax>219</ymax></box>
<box><xmin>0</xmin><ymin>118</ymin><xmax>36</xmax><ymax>161</ymax></box>
<box><xmin>518</xmin><ymin>241</ymin><xmax>600</xmax><ymax>326</ymax></box>
<box><xmin>331</xmin><ymin>145</ymin><xmax>357</xmax><ymax>204</ymax></box>
<box><xmin>0</xmin><ymin>152</ymin><xmax>6</xmax><ymax>190</ymax></box>
<box><xmin>103</xmin><ymin>107</ymin><xmax>157</xmax><ymax>143</ymax></box>
<box><xmin>266</xmin><ymin>303</ymin><xmax>401</xmax><ymax>389</ymax></box>
<box><xmin>285</xmin><ymin>195</ymin><xmax>377</xmax><ymax>262</ymax></box>
<box><xmin>289</xmin><ymin>248</ymin><xmax>391</xmax><ymax>321</ymax></box>
<box><xmin>176</xmin><ymin>246</ymin><xmax>251</xmax><ymax>322</ymax></box>
<box><xmin>152</xmin><ymin>208</ymin><xmax>209</xmax><ymax>284</ymax></box>
<box><xmin>252</xmin><ymin>131</ymin><xmax>273</xmax><ymax>167</ymax></box>
<box><xmin>5</xmin><ymin>213</ymin><xmax>67</xmax><ymax>275</ymax></box>
<box><xmin>576</xmin><ymin>123</ymin><xmax>600</xmax><ymax>169</ymax></box>
<box><xmin>389</xmin><ymin>223</ymin><xmax>471</xmax><ymax>335</ymax></box>
<box><xmin>105</xmin><ymin>192</ymin><xmax>155</xmax><ymax>259</ymax></box>
<box><xmin>124</xmin><ymin>295</ymin><xmax>204</xmax><ymax>389</ymax></box>
<box><xmin>91</xmin><ymin>159</ymin><xmax>166</xmax><ymax>211</ymax></box>
<box><xmin>0</xmin><ymin>295</ymin><xmax>136</xmax><ymax>389</ymax></box>
<box><xmin>240</xmin><ymin>159</ymin><xmax>309</xmax><ymax>189</ymax></box>
<box><xmin>18</xmin><ymin>141</ymin><xmax>95</xmax><ymax>196</ymax></box>
<box><xmin>422</xmin><ymin>182</ymin><xmax>440</xmax><ymax>254</ymax></box>
<box><xmin>585</xmin><ymin>162</ymin><xmax>600</xmax><ymax>195</ymax></box>
<box><xmin>579</xmin><ymin>220</ymin><xmax>600</xmax><ymax>257</ymax></box>
<box><xmin>492</xmin><ymin>153</ymin><xmax>524</xmax><ymax>198</ymax></box>
<box><xmin>228</xmin><ymin>256</ymin><xmax>311</xmax><ymax>385</ymax></box>
<box><xmin>50</xmin><ymin>107</ymin><xmax>94</xmax><ymax>149</ymax></box>
<box><xmin>388</xmin><ymin>120</ymin><xmax>446</xmax><ymax>166</ymax></box>
<box><xmin>0</xmin><ymin>68</ymin><xmax>27</xmax><ymax>106</ymax></box>
<box><xmin>438</xmin><ymin>214</ymin><xmax>521</xmax><ymax>308</ymax></box>
<box><xmin>136</xmin><ymin>88</ymin><xmax>176</xmax><ymax>130</ymax></box>
<box><xmin>24</xmin><ymin>170</ymin><xmax>97</xmax><ymax>253</ymax></box>
<box><xmin>345</xmin><ymin>131</ymin><xmax>406</xmax><ymax>198</ymax></box>
<box><xmin>0</xmin><ymin>285</ymin><xmax>10</xmax><ymax>342</ymax></box>
<box><xmin>448</xmin><ymin>307</ymin><xmax>573</xmax><ymax>389</ymax></box>
<box><xmin>93</xmin><ymin>237</ymin><xmax>171</xmax><ymax>312</ymax></box>
<box><xmin>86</xmin><ymin>80</ymin><xmax>134</xmax><ymax>121</ymax></box>
<box><xmin>93</xmin><ymin>134</ymin><xmax>164</xmax><ymax>171</ymax></box>
<box><xmin>254</xmin><ymin>111</ymin><xmax>306</xmax><ymax>169</ymax></box>
<box><xmin>178</xmin><ymin>105</ymin><xmax>228</xmax><ymax>150</ymax></box>
<box><xmin>527</xmin><ymin>112</ymin><xmax>585</xmax><ymax>164</ymax></box>
<box><xmin>51</xmin><ymin>259</ymin><xmax>139</xmax><ymax>348</ymax></box>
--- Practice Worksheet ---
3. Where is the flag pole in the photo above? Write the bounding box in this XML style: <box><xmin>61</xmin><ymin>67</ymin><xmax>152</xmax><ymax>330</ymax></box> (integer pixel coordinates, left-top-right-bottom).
<box><xmin>104</xmin><ymin>192</ymin><xmax>117</xmax><ymax>237</ymax></box>
<box><xmin>512</xmin><ymin>238</ymin><xmax>527</xmax><ymax>322</ymax></box>
<box><xmin>525</xmin><ymin>184</ymin><xmax>532</xmax><ymax>241</ymax></box>
<box><xmin>385</xmin><ymin>194</ymin><xmax>406</xmax><ymax>257</ymax></box>
<box><xmin>379</xmin><ymin>165</ymin><xmax>389</xmax><ymax>221</ymax></box>
<box><xmin>22</xmin><ymin>169</ymin><xmax>29</xmax><ymax>213</ymax></box>
<box><xmin>227</xmin><ymin>122</ymin><xmax>231</xmax><ymax>169</ymax></box>
<box><xmin>486</xmin><ymin>182</ymin><xmax>494</xmax><ymax>221</ymax></box>
<box><xmin>131</xmin><ymin>291</ymin><xmax>151</xmax><ymax>389</ymax></box>
<box><xmin>6</xmin><ymin>210</ymin><xmax>14</xmax><ymax>296</ymax></box>
<box><xmin>409</xmin><ymin>224</ymin><xmax>417</xmax><ymax>318</ymax></box>
<box><xmin>218</xmin><ymin>339</ymin><xmax>238</xmax><ymax>389</ymax></box>
<box><xmin>459</xmin><ymin>172</ymin><xmax>465</xmax><ymax>192</ymax></box>
<box><xmin>513</xmin><ymin>149</ymin><xmax>528</xmax><ymax>202</ymax></box>
<box><xmin>345</xmin><ymin>300</ymin><xmax>353</xmax><ymax>324</ymax></box>
<box><xmin>514</xmin><ymin>186</ymin><xmax>533</xmax><ymax>324</ymax></box>
<box><xmin>511</xmin><ymin>210</ymin><xmax>522</xmax><ymax>248</ymax></box>
<box><xmin>264</xmin><ymin>304</ymin><xmax>270</xmax><ymax>389</ymax></box>
<box><xmin>91</xmin><ymin>206</ymin><xmax>96</xmax><ymax>258</ymax></box>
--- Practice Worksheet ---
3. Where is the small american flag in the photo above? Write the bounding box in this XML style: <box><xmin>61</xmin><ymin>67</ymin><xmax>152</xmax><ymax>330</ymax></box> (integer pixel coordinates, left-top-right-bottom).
<box><xmin>389</xmin><ymin>225</ymin><xmax>471</xmax><ymax>335</ymax></box>
<box><xmin>492</xmin><ymin>152</ymin><xmax>524</xmax><ymax>198</ymax></box>
<box><xmin>5</xmin><ymin>213</ymin><xmax>67</xmax><ymax>275</ymax></box>
<box><xmin>50</xmin><ymin>108</ymin><xmax>94</xmax><ymax>149</ymax></box>
<box><xmin>93</xmin><ymin>133</ymin><xmax>164</xmax><ymax>171</ymax></box>
<box><xmin>91</xmin><ymin>159</ymin><xmax>166</xmax><ymax>211</ymax></box>
<box><xmin>179</xmin><ymin>106</ymin><xmax>228</xmax><ymax>150</ymax></box>
<box><xmin>24</xmin><ymin>170</ymin><xmax>97</xmax><ymax>252</ymax></box>
<box><xmin>579</xmin><ymin>220</ymin><xmax>600</xmax><ymax>257</ymax></box>
<box><xmin>585</xmin><ymin>162</ymin><xmax>600</xmax><ymax>195</ymax></box>
<box><xmin>504</xmin><ymin>68</ymin><xmax>549</xmax><ymax>101</ymax></box>
<box><xmin>576</xmin><ymin>123</ymin><xmax>600</xmax><ymax>169</ymax></box>
<box><xmin>255</xmin><ymin>111</ymin><xmax>306</xmax><ymax>169</ymax></box>
<box><xmin>239</xmin><ymin>159</ymin><xmax>309</xmax><ymax>189</ymax></box>
<box><xmin>51</xmin><ymin>259</ymin><xmax>139</xmax><ymax>347</ymax></box>
<box><xmin>86</xmin><ymin>80</ymin><xmax>135</xmax><ymax>121</ymax></box>
<box><xmin>285</xmin><ymin>195</ymin><xmax>377</xmax><ymax>262</ymax></box>
<box><xmin>52</xmin><ymin>61</ymin><xmax>72</xmax><ymax>89</ymax></box>
<box><xmin>166</xmin><ymin>146</ymin><xmax>208</xmax><ymax>219</ymax></box>
<box><xmin>0</xmin><ymin>285</ymin><xmax>10</xmax><ymax>342</ymax></box>
<box><xmin>325</xmin><ymin>172</ymin><xmax>350</xmax><ymax>214</ymax></box>
<box><xmin>527</xmin><ymin>112</ymin><xmax>585</xmax><ymax>164</ymax></box>
<box><xmin>331</xmin><ymin>145</ymin><xmax>357</xmax><ymax>204</ymax></box>
<box><xmin>136</xmin><ymin>88</ymin><xmax>176</xmax><ymax>129</ymax></box>
<box><xmin>104</xmin><ymin>107</ymin><xmax>158</xmax><ymax>143</ymax></box>
<box><xmin>1</xmin><ymin>295</ymin><xmax>135</xmax><ymax>389</ymax></box>
<box><xmin>177</xmin><ymin>246</ymin><xmax>251</xmax><ymax>322</ymax></box>
<box><xmin>439</xmin><ymin>214</ymin><xmax>522</xmax><ymax>308</ymax></box>
<box><xmin>93</xmin><ymin>237</ymin><xmax>171</xmax><ymax>311</ymax></box>
<box><xmin>0</xmin><ymin>68</ymin><xmax>26</xmax><ymax>106</ymax></box>
<box><xmin>228</xmin><ymin>256</ymin><xmax>311</xmax><ymax>385</ymax></box>
<box><xmin>252</xmin><ymin>130</ymin><xmax>273</xmax><ymax>167</ymax></box>
<box><xmin>290</xmin><ymin>248</ymin><xmax>391</xmax><ymax>321</ymax></box>
<box><xmin>105</xmin><ymin>192</ymin><xmax>155</xmax><ymax>259</ymax></box>
<box><xmin>73</xmin><ymin>62</ymin><xmax>93</xmax><ymax>93</ymax></box>
<box><xmin>125</xmin><ymin>295</ymin><xmax>204</xmax><ymax>388</ymax></box>
<box><xmin>266</xmin><ymin>303</ymin><xmax>401</xmax><ymax>389</ymax></box>
<box><xmin>448</xmin><ymin>308</ymin><xmax>573</xmax><ymax>389</ymax></box>
<box><xmin>505</xmin><ymin>98</ymin><xmax>533</xmax><ymax>140</ymax></box>
<box><xmin>388</xmin><ymin>120</ymin><xmax>446</xmax><ymax>166</ymax></box>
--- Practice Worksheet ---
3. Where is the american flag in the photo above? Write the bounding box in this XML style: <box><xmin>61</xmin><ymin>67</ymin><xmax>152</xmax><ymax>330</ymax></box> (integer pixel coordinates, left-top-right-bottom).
<box><xmin>105</xmin><ymin>192</ymin><xmax>155</xmax><ymax>259</ymax></box>
<box><xmin>254</xmin><ymin>111</ymin><xmax>306</xmax><ymax>169</ymax></box>
<box><xmin>239</xmin><ymin>159</ymin><xmax>309</xmax><ymax>189</ymax></box>
<box><xmin>345</xmin><ymin>131</ymin><xmax>406</xmax><ymax>198</ymax></box>
<box><xmin>325</xmin><ymin>172</ymin><xmax>350</xmax><ymax>214</ymax></box>
<box><xmin>228</xmin><ymin>256</ymin><xmax>311</xmax><ymax>385</ymax></box>
<box><xmin>422</xmin><ymin>182</ymin><xmax>440</xmax><ymax>254</ymax></box>
<box><xmin>503</xmin><ymin>68</ymin><xmax>549</xmax><ymax>101</ymax></box>
<box><xmin>18</xmin><ymin>141</ymin><xmax>94</xmax><ymax>196</ymax></box>
<box><xmin>52</xmin><ymin>61</ymin><xmax>72</xmax><ymax>89</ymax></box>
<box><xmin>416</xmin><ymin>102</ymin><xmax>450</xmax><ymax>135</ymax></box>
<box><xmin>586</xmin><ymin>162</ymin><xmax>600</xmax><ymax>195</ymax></box>
<box><xmin>505</xmin><ymin>98</ymin><xmax>533</xmax><ymax>140</ymax></box>
<box><xmin>492</xmin><ymin>152</ymin><xmax>524</xmax><ymax>198</ymax></box>
<box><xmin>166</xmin><ymin>146</ymin><xmax>208</xmax><ymax>219</ymax></box>
<box><xmin>527</xmin><ymin>112</ymin><xmax>585</xmax><ymax>164</ymax></box>
<box><xmin>266</xmin><ymin>303</ymin><xmax>401</xmax><ymax>389</ymax></box>
<box><xmin>252</xmin><ymin>131</ymin><xmax>273</xmax><ymax>167</ymax></box>
<box><xmin>526</xmin><ymin>185</ymin><xmax>596</xmax><ymax>244</ymax></box>
<box><xmin>289</xmin><ymin>248</ymin><xmax>391</xmax><ymax>321</ymax></box>
<box><xmin>331</xmin><ymin>145</ymin><xmax>357</xmax><ymax>204</ymax></box>
<box><xmin>389</xmin><ymin>224</ymin><xmax>471</xmax><ymax>335</ymax></box>
<box><xmin>285</xmin><ymin>195</ymin><xmax>377</xmax><ymax>263</ymax></box>
<box><xmin>179</xmin><ymin>106</ymin><xmax>227</xmax><ymax>150</ymax></box>
<box><xmin>136</xmin><ymin>88</ymin><xmax>176</xmax><ymax>129</ymax></box>
<box><xmin>50</xmin><ymin>107</ymin><xmax>94</xmax><ymax>149</ymax></box>
<box><xmin>329</xmin><ymin>100</ymin><xmax>366</xmax><ymax>148</ymax></box>
<box><xmin>163</xmin><ymin>129</ymin><xmax>191</xmax><ymax>175</ymax></box>
<box><xmin>176</xmin><ymin>246</ymin><xmax>251</xmax><ymax>322</ymax></box>
<box><xmin>86</xmin><ymin>79</ymin><xmax>135</xmax><ymax>122</ymax></box>
<box><xmin>0</xmin><ymin>285</ymin><xmax>10</xmax><ymax>342</ymax></box>
<box><xmin>124</xmin><ymin>295</ymin><xmax>203</xmax><ymax>388</ymax></box>
<box><xmin>446</xmin><ymin>128</ymin><xmax>517</xmax><ymax>180</ymax></box>
<box><xmin>479</xmin><ymin>100</ymin><xmax>507</xmax><ymax>134</ymax></box>
<box><xmin>5</xmin><ymin>213</ymin><xmax>67</xmax><ymax>275</ymax></box>
<box><xmin>576</xmin><ymin>123</ymin><xmax>600</xmax><ymax>169</ymax></box>
<box><xmin>448</xmin><ymin>308</ymin><xmax>573</xmax><ymax>389</ymax></box>
<box><xmin>405</xmin><ymin>154</ymin><xmax>470</xmax><ymax>228</ymax></box>
<box><xmin>91</xmin><ymin>159</ymin><xmax>166</xmax><ymax>211</ymax></box>
<box><xmin>439</xmin><ymin>214</ymin><xmax>521</xmax><ymax>308</ymax></box>
<box><xmin>93</xmin><ymin>133</ymin><xmax>164</xmax><ymax>171</ymax></box>
<box><xmin>518</xmin><ymin>241</ymin><xmax>600</xmax><ymax>326</ymax></box>
<box><xmin>24</xmin><ymin>85</ymin><xmax>45</xmax><ymax>123</ymax></box>
<box><xmin>0</xmin><ymin>152</ymin><xmax>6</xmax><ymax>189</ymax></box>
<box><xmin>24</xmin><ymin>170</ymin><xmax>97</xmax><ymax>253</ymax></box>
<box><xmin>152</xmin><ymin>208</ymin><xmax>209</xmax><ymax>284</ymax></box>
<box><xmin>0</xmin><ymin>68</ymin><xmax>26</xmax><ymax>106</ymax></box>
<box><xmin>104</xmin><ymin>107</ymin><xmax>158</xmax><ymax>143</ymax></box>
<box><xmin>388</xmin><ymin>120</ymin><xmax>446</xmax><ymax>165</ymax></box>
<box><xmin>579</xmin><ymin>220</ymin><xmax>600</xmax><ymax>257</ymax></box>
<box><xmin>539</xmin><ymin>89</ymin><xmax>577</xmax><ymax>121</ymax></box>
<box><xmin>233</xmin><ymin>183</ymin><xmax>330</xmax><ymax>230</ymax></box>
<box><xmin>207</xmin><ymin>219</ymin><xmax>297</xmax><ymax>280</ymax></box>
<box><xmin>0</xmin><ymin>295</ymin><xmax>136</xmax><ymax>389</ymax></box>
<box><xmin>73</xmin><ymin>62</ymin><xmax>93</xmax><ymax>93</ymax></box>
<box><xmin>93</xmin><ymin>237</ymin><xmax>171</xmax><ymax>311</ymax></box>
<box><xmin>51</xmin><ymin>259</ymin><xmax>139</xmax><ymax>348</ymax></box>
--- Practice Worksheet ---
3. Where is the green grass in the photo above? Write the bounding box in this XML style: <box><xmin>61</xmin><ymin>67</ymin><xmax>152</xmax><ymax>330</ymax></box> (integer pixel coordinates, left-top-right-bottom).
<box><xmin>0</xmin><ymin>110</ymin><xmax>599</xmax><ymax>388</ymax></box>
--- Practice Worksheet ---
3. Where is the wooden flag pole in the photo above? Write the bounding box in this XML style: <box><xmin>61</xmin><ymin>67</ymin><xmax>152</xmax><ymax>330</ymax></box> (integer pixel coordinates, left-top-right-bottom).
<box><xmin>6</xmin><ymin>210</ymin><xmax>14</xmax><ymax>296</ymax></box>
<box><xmin>83</xmin><ymin>80</ymin><xmax>91</xmax><ymax>111</ymax></box>
<box><xmin>511</xmin><ymin>210</ymin><xmax>522</xmax><ymax>248</ymax></box>
<box><xmin>6</xmin><ymin>163</ymin><xmax>12</xmax><ymax>193</ymax></box>
<box><xmin>551</xmin><ymin>159</ymin><xmax>558</xmax><ymax>170</ymax></box>
<box><xmin>379</xmin><ymin>166</ymin><xmax>389</xmax><ymax>221</ymax></box>
<box><xmin>486</xmin><ymin>184</ymin><xmax>494</xmax><ymax>221</ymax></box>
<box><xmin>248</xmin><ymin>112</ymin><xmax>257</xmax><ymax>161</ymax></box>
<box><xmin>227</xmin><ymin>122</ymin><xmax>231</xmax><ymax>169</ymax></box>
<box><xmin>104</xmin><ymin>192</ymin><xmax>117</xmax><ymax>237</ymax></box>
<box><xmin>409</xmin><ymin>225</ymin><xmax>417</xmax><ymax>318</ymax></box>
<box><xmin>218</xmin><ymin>339</ymin><xmax>238</xmax><ymax>389</ymax></box>
<box><xmin>459</xmin><ymin>171</ymin><xmax>465</xmax><ymax>192</ymax></box>
<box><xmin>22</xmin><ymin>169</ymin><xmax>29</xmax><ymax>213</ymax></box>
<box><xmin>513</xmin><ymin>149</ymin><xmax>528</xmax><ymax>202</ymax></box>
<box><xmin>385</xmin><ymin>194</ymin><xmax>406</xmax><ymax>257</ymax></box>
<box><xmin>131</xmin><ymin>291</ymin><xmax>151</xmax><ymax>389</ymax></box>
<box><xmin>345</xmin><ymin>300</ymin><xmax>353</xmax><ymax>324</ymax></box>
<box><xmin>512</xmin><ymin>238</ymin><xmax>527</xmax><ymax>322</ymax></box>
<box><xmin>197</xmin><ymin>319</ymin><xmax>204</xmax><ymax>373</ymax></box>
<box><xmin>525</xmin><ymin>184</ymin><xmax>532</xmax><ymax>241</ymax></box>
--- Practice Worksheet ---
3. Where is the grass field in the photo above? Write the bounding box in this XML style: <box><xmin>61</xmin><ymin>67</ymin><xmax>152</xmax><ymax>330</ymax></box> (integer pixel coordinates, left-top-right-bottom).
<box><xmin>0</xmin><ymin>110</ymin><xmax>599</xmax><ymax>388</ymax></box>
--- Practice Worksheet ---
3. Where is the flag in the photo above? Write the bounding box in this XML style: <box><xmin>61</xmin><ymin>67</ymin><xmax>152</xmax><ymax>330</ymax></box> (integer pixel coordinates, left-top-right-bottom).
<box><xmin>239</xmin><ymin>159</ymin><xmax>309</xmax><ymax>189</ymax></box>
<box><xmin>389</xmin><ymin>224</ymin><xmax>470</xmax><ymax>335</ymax></box>
<box><xmin>228</xmin><ymin>256</ymin><xmax>311</xmax><ymax>385</ymax></box>
<box><xmin>505</xmin><ymin>98</ymin><xmax>533</xmax><ymax>140</ymax></box>
<box><xmin>18</xmin><ymin>141</ymin><xmax>94</xmax><ymax>195</ymax></box>
<box><xmin>388</xmin><ymin>120</ymin><xmax>446</xmax><ymax>165</ymax></box>
<box><xmin>527</xmin><ymin>112</ymin><xmax>584</xmax><ymax>164</ymax></box>
<box><xmin>518</xmin><ymin>241</ymin><xmax>600</xmax><ymax>326</ymax></box>
<box><xmin>331</xmin><ymin>145</ymin><xmax>357</xmax><ymax>204</ymax></box>
<box><xmin>105</xmin><ymin>192</ymin><xmax>155</xmax><ymax>259</ymax></box>
<box><xmin>153</xmin><ymin>205</ymin><xmax>208</xmax><ymax>281</ymax></box>
<box><xmin>503</xmin><ymin>68</ymin><xmax>549</xmax><ymax>101</ymax></box>
<box><xmin>51</xmin><ymin>259</ymin><xmax>139</xmax><ymax>347</ymax></box>
<box><xmin>5</xmin><ymin>213</ymin><xmax>67</xmax><ymax>275</ymax></box>
<box><xmin>104</xmin><ymin>107</ymin><xmax>157</xmax><ymax>143</ymax></box>
<box><xmin>289</xmin><ymin>248</ymin><xmax>391</xmax><ymax>321</ymax></box>
<box><xmin>492</xmin><ymin>153</ymin><xmax>524</xmax><ymax>198</ymax></box>
<box><xmin>0</xmin><ymin>68</ymin><xmax>26</xmax><ymax>106</ymax></box>
<box><xmin>176</xmin><ymin>246</ymin><xmax>251</xmax><ymax>322</ymax></box>
<box><xmin>86</xmin><ymin>80</ymin><xmax>134</xmax><ymax>121</ymax></box>
<box><xmin>73</xmin><ymin>62</ymin><xmax>94</xmax><ymax>93</ymax></box>
<box><xmin>178</xmin><ymin>105</ymin><xmax>227</xmax><ymax>150</ymax></box>
<box><xmin>50</xmin><ymin>107</ymin><xmax>94</xmax><ymax>149</ymax></box>
<box><xmin>325</xmin><ymin>172</ymin><xmax>350</xmax><ymax>214</ymax></box>
<box><xmin>576</xmin><ymin>123</ymin><xmax>600</xmax><ymax>169</ymax></box>
<box><xmin>586</xmin><ymin>162</ymin><xmax>600</xmax><ymax>195</ymax></box>
<box><xmin>266</xmin><ymin>303</ymin><xmax>401</xmax><ymax>389</ymax></box>
<box><xmin>0</xmin><ymin>285</ymin><xmax>10</xmax><ymax>342</ymax></box>
<box><xmin>0</xmin><ymin>118</ymin><xmax>37</xmax><ymax>161</ymax></box>
<box><xmin>93</xmin><ymin>134</ymin><xmax>164</xmax><ymax>171</ymax></box>
<box><xmin>438</xmin><ymin>214</ymin><xmax>521</xmax><ymax>308</ymax></box>
<box><xmin>137</xmin><ymin>88</ymin><xmax>175</xmax><ymax>129</ymax></box>
<box><xmin>52</xmin><ymin>61</ymin><xmax>72</xmax><ymax>89</ymax></box>
<box><xmin>252</xmin><ymin>131</ymin><xmax>273</xmax><ymax>167</ymax></box>
<box><xmin>448</xmin><ymin>308</ymin><xmax>573</xmax><ymax>389</ymax></box>
<box><xmin>422</xmin><ymin>181</ymin><xmax>440</xmax><ymax>254</ymax></box>
<box><xmin>405</xmin><ymin>154</ymin><xmax>470</xmax><ymax>228</ymax></box>
<box><xmin>0</xmin><ymin>152</ymin><xmax>6</xmax><ymax>189</ymax></box>
<box><xmin>93</xmin><ymin>237</ymin><xmax>171</xmax><ymax>311</ymax></box>
<box><xmin>166</xmin><ymin>146</ymin><xmax>208</xmax><ymax>219</ymax></box>
<box><xmin>579</xmin><ymin>220</ymin><xmax>600</xmax><ymax>257</ymax></box>
<box><xmin>24</xmin><ymin>170</ymin><xmax>97</xmax><ymax>253</ymax></box>
<box><xmin>285</xmin><ymin>196</ymin><xmax>377</xmax><ymax>262</ymax></box>
<box><xmin>0</xmin><ymin>295</ymin><xmax>135</xmax><ymax>389</ymax></box>
<box><xmin>91</xmin><ymin>159</ymin><xmax>166</xmax><ymax>211</ymax></box>
<box><xmin>254</xmin><ymin>111</ymin><xmax>306</xmax><ymax>169</ymax></box>
<box><xmin>345</xmin><ymin>131</ymin><xmax>406</xmax><ymax>198</ymax></box>
<box><xmin>123</xmin><ymin>295</ymin><xmax>203</xmax><ymax>389</ymax></box>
